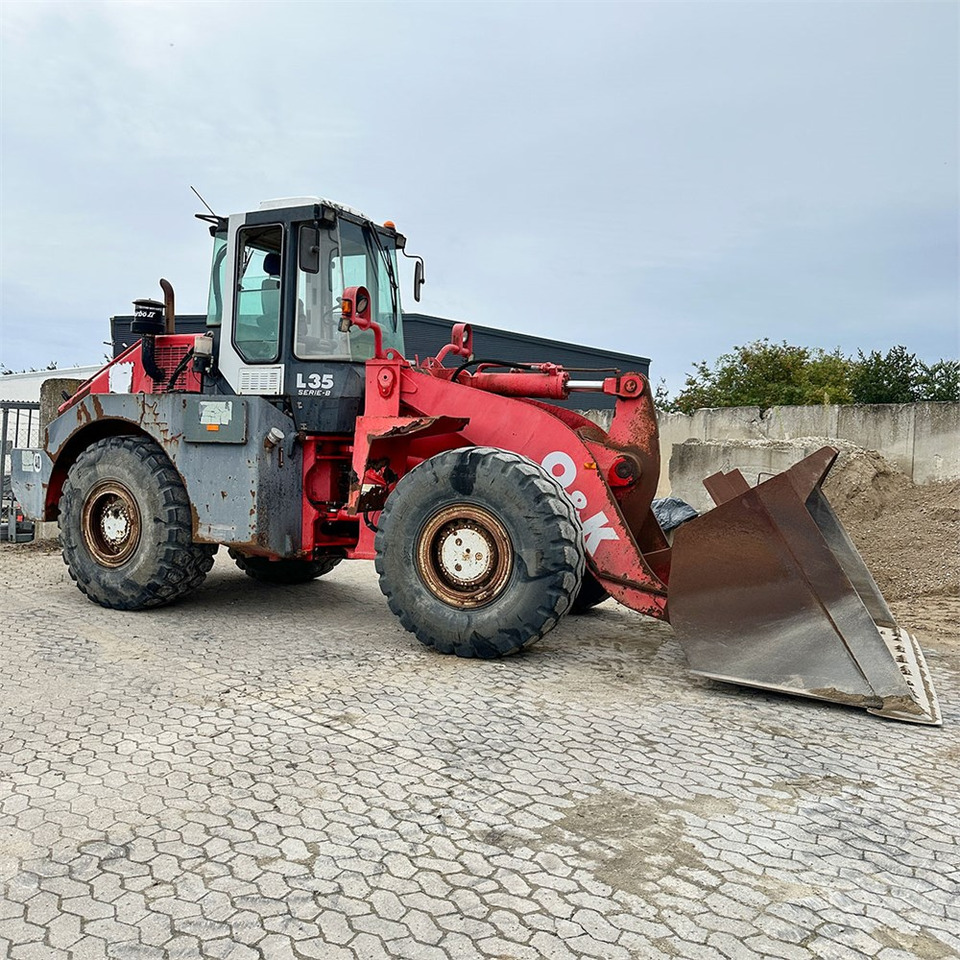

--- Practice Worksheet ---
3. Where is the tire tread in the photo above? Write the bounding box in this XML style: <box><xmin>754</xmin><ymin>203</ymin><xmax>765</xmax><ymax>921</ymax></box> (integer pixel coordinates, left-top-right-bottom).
<box><xmin>228</xmin><ymin>549</ymin><xmax>341</xmax><ymax>584</ymax></box>
<box><xmin>375</xmin><ymin>446</ymin><xmax>585</xmax><ymax>658</ymax></box>
<box><xmin>60</xmin><ymin>435</ymin><xmax>216</xmax><ymax>610</ymax></box>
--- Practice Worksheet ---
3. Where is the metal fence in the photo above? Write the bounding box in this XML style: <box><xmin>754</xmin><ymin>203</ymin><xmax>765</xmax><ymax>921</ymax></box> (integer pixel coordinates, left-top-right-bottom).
<box><xmin>1</xmin><ymin>400</ymin><xmax>41</xmax><ymax>503</ymax></box>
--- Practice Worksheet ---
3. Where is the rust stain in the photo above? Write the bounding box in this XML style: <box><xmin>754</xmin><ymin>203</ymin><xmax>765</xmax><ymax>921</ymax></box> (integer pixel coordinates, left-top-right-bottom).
<box><xmin>374</xmin><ymin>417</ymin><xmax>433</xmax><ymax>439</ymax></box>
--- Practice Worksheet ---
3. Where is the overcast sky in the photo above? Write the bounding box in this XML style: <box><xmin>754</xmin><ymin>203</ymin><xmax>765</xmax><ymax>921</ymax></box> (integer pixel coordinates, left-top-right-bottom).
<box><xmin>1</xmin><ymin>1</ymin><xmax>957</xmax><ymax>393</ymax></box>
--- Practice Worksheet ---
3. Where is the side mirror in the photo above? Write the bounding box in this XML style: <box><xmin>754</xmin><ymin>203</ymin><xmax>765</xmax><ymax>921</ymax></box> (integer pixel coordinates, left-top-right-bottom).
<box><xmin>451</xmin><ymin>323</ymin><xmax>472</xmax><ymax>357</ymax></box>
<box><xmin>432</xmin><ymin>322</ymin><xmax>473</xmax><ymax>365</ymax></box>
<box><xmin>339</xmin><ymin>285</ymin><xmax>384</xmax><ymax>358</ymax></box>
<box><xmin>299</xmin><ymin>225</ymin><xmax>320</xmax><ymax>274</ymax></box>
<box><xmin>413</xmin><ymin>260</ymin><xmax>425</xmax><ymax>302</ymax></box>
<box><xmin>338</xmin><ymin>285</ymin><xmax>372</xmax><ymax>332</ymax></box>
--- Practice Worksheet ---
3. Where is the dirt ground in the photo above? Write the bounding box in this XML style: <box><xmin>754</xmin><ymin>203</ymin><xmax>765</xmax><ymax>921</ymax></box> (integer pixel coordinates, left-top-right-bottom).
<box><xmin>821</xmin><ymin>446</ymin><xmax>960</xmax><ymax>651</ymax></box>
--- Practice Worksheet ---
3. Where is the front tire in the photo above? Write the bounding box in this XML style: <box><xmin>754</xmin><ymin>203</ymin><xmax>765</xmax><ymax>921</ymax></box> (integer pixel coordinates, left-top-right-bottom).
<box><xmin>59</xmin><ymin>436</ymin><xmax>216</xmax><ymax>610</ymax></box>
<box><xmin>375</xmin><ymin>447</ymin><xmax>585</xmax><ymax>658</ymax></box>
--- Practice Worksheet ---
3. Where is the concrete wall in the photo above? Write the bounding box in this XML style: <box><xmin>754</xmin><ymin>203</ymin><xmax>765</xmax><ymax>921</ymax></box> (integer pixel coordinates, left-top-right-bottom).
<box><xmin>39</xmin><ymin>379</ymin><xmax>85</xmax><ymax>432</ymax></box>
<box><xmin>659</xmin><ymin>402</ymin><xmax>959</xmax><ymax>488</ymax></box>
<box><xmin>667</xmin><ymin>441</ymin><xmax>831</xmax><ymax>515</ymax></box>
<box><xmin>583</xmin><ymin>402</ymin><xmax>960</xmax><ymax>499</ymax></box>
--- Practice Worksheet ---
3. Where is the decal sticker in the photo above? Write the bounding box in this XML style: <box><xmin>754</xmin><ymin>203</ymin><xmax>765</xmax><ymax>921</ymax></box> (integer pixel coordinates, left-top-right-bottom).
<box><xmin>296</xmin><ymin>372</ymin><xmax>335</xmax><ymax>396</ymax></box>
<box><xmin>542</xmin><ymin>450</ymin><xmax>619</xmax><ymax>555</ymax></box>
<box><xmin>199</xmin><ymin>401</ymin><xmax>233</xmax><ymax>426</ymax></box>
<box><xmin>21</xmin><ymin>451</ymin><xmax>42</xmax><ymax>473</ymax></box>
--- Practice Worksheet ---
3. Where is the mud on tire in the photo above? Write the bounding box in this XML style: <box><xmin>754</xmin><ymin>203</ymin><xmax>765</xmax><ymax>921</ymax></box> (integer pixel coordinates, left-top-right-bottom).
<box><xmin>59</xmin><ymin>435</ymin><xmax>217</xmax><ymax>610</ymax></box>
<box><xmin>375</xmin><ymin>446</ymin><xmax>585</xmax><ymax>658</ymax></box>
<box><xmin>229</xmin><ymin>550</ymin><xmax>342</xmax><ymax>584</ymax></box>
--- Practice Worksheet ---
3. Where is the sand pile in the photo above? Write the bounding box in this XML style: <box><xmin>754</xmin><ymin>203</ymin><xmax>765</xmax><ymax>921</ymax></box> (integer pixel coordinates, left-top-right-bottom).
<box><xmin>820</xmin><ymin>444</ymin><xmax>912</xmax><ymax>523</ymax></box>
<box><xmin>818</xmin><ymin>444</ymin><xmax>959</xmax><ymax>601</ymax></box>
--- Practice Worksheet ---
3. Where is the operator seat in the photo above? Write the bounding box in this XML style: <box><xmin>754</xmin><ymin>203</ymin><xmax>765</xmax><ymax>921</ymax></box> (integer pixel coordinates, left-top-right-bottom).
<box><xmin>260</xmin><ymin>252</ymin><xmax>282</xmax><ymax>319</ymax></box>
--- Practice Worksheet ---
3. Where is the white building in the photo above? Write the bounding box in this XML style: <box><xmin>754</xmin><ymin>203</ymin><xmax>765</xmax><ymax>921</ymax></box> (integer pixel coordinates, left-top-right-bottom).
<box><xmin>0</xmin><ymin>366</ymin><xmax>101</xmax><ymax>403</ymax></box>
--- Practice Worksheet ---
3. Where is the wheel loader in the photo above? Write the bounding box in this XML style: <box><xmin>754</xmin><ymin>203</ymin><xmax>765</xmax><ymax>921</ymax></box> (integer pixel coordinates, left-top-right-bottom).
<box><xmin>11</xmin><ymin>197</ymin><xmax>941</xmax><ymax>725</ymax></box>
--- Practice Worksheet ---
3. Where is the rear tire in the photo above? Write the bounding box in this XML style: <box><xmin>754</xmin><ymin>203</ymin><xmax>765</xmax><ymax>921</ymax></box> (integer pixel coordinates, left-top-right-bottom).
<box><xmin>59</xmin><ymin>436</ymin><xmax>216</xmax><ymax>610</ymax></box>
<box><xmin>229</xmin><ymin>549</ymin><xmax>342</xmax><ymax>584</ymax></box>
<box><xmin>571</xmin><ymin>571</ymin><xmax>610</xmax><ymax>613</ymax></box>
<box><xmin>375</xmin><ymin>447</ymin><xmax>585</xmax><ymax>658</ymax></box>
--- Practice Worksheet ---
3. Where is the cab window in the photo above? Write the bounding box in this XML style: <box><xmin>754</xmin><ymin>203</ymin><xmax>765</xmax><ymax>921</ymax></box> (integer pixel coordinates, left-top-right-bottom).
<box><xmin>234</xmin><ymin>225</ymin><xmax>283</xmax><ymax>363</ymax></box>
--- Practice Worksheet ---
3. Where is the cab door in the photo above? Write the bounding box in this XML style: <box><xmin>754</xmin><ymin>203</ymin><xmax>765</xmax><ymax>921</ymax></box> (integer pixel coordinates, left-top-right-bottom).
<box><xmin>287</xmin><ymin>219</ymin><xmax>366</xmax><ymax>433</ymax></box>
<box><xmin>216</xmin><ymin>218</ymin><xmax>287</xmax><ymax>397</ymax></box>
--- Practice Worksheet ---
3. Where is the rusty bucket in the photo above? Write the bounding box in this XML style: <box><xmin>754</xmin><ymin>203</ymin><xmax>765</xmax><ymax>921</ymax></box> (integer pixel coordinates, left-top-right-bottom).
<box><xmin>667</xmin><ymin>447</ymin><xmax>941</xmax><ymax>725</ymax></box>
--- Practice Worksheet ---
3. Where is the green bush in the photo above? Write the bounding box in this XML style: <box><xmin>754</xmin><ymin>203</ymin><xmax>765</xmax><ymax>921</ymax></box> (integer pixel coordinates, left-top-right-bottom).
<box><xmin>916</xmin><ymin>359</ymin><xmax>960</xmax><ymax>402</ymax></box>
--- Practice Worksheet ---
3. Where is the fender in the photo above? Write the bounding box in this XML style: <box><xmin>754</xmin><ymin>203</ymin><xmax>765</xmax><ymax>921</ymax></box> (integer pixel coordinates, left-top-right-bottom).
<box><xmin>29</xmin><ymin>394</ymin><xmax>303</xmax><ymax>557</ymax></box>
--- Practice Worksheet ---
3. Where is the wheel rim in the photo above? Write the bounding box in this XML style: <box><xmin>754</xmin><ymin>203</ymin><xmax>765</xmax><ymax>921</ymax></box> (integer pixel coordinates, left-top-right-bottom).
<box><xmin>81</xmin><ymin>480</ymin><xmax>142</xmax><ymax>567</ymax></box>
<box><xmin>417</xmin><ymin>504</ymin><xmax>513</xmax><ymax>608</ymax></box>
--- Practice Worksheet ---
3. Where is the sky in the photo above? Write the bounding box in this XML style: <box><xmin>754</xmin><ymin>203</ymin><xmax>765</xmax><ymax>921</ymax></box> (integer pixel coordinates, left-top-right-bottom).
<box><xmin>1</xmin><ymin>0</ymin><xmax>957</xmax><ymax>395</ymax></box>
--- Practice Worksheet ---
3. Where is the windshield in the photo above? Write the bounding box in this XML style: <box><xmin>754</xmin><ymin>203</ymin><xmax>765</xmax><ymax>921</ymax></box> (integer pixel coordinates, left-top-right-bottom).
<box><xmin>295</xmin><ymin>218</ymin><xmax>404</xmax><ymax>361</ymax></box>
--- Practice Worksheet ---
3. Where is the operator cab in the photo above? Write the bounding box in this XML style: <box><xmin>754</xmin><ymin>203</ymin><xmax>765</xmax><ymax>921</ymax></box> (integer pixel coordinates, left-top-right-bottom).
<box><xmin>204</xmin><ymin>197</ymin><xmax>407</xmax><ymax>432</ymax></box>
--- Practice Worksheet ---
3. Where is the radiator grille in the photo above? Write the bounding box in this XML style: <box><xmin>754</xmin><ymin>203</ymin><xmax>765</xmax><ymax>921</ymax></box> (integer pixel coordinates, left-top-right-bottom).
<box><xmin>152</xmin><ymin>345</ymin><xmax>192</xmax><ymax>392</ymax></box>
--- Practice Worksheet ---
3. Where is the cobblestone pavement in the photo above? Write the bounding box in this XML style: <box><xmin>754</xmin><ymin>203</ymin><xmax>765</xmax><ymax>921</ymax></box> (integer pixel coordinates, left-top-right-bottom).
<box><xmin>1</xmin><ymin>545</ymin><xmax>958</xmax><ymax>960</ymax></box>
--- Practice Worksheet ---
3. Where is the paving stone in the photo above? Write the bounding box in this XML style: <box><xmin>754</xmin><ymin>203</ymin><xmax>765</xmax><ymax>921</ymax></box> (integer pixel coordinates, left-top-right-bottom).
<box><xmin>708</xmin><ymin>932</ymin><xmax>765</xmax><ymax>960</ymax></box>
<box><xmin>297</xmin><ymin>940</ymin><xmax>356</xmax><ymax>960</ymax></box>
<box><xmin>252</xmin><ymin>934</ymin><xmax>298</xmax><ymax>959</ymax></box>
<box><xmin>0</xmin><ymin>917</ymin><xmax>45</xmax><ymax>943</ymax></box>
<box><xmin>67</xmin><ymin>938</ymin><xmax>112</xmax><ymax>960</ymax></box>
<box><xmin>572</xmin><ymin>907</ymin><xmax>621</xmax><ymax>944</ymax></box>
<box><xmin>314</xmin><ymin>909</ymin><xmax>354</xmax><ymax>946</ymax></box>
<box><xmin>105</xmin><ymin>943</ymin><xmax>166</xmax><ymax>960</ymax></box>
<box><xmin>562</xmin><ymin>933</ymin><xmax>633</xmax><ymax>960</ymax></box>
<box><xmin>11</xmin><ymin>943</ymin><xmax>70</xmax><ymax>960</ymax></box>
<box><xmin>83</xmin><ymin>918</ymin><xmax>140</xmax><ymax>943</ymax></box>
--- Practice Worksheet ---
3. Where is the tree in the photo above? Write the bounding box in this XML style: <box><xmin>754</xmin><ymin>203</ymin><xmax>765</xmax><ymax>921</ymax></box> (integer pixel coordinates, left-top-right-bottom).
<box><xmin>670</xmin><ymin>340</ymin><xmax>853</xmax><ymax>414</ymax></box>
<box><xmin>849</xmin><ymin>346</ymin><xmax>920</xmax><ymax>404</ymax></box>
<box><xmin>916</xmin><ymin>359</ymin><xmax>960</xmax><ymax>402</ymax></box>
<box><xmin>653</xmin><ymin>378</ymin><xmax>677</xmax><ymax>412</ymax></box>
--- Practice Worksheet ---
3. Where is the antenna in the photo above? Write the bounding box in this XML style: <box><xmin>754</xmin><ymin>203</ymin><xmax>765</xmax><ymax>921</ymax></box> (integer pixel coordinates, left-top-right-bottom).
<box><xmin>190</xmin><ymin>185</ymin><xmax>217</xmax><ymax>217</ymax></box>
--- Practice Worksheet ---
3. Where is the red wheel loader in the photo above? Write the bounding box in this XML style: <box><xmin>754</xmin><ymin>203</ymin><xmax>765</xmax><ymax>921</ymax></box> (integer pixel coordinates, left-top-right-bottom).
<box><xmin>12</xmin><ymin>197</ymin><xmax>941</xmax><ymax>725</ymax></box>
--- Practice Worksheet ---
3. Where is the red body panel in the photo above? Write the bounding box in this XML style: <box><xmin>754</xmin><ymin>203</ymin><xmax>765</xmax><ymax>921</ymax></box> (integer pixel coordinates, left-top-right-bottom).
<box><xmin>325</xmin><ymin>357</ymin><xmax>670</xmax><ymax>620</ymax></box>
<box><xmin>59</xmin><ymin>336</ymin><xmax>203</xmax><ymax>415</ymax></box>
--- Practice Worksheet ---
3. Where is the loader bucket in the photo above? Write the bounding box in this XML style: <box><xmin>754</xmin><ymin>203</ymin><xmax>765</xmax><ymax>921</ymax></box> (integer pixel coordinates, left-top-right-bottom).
<box><xmin>667</xmin><ymin>447</ymin><xmax>941</xmax><ymax>725</ymax></box>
